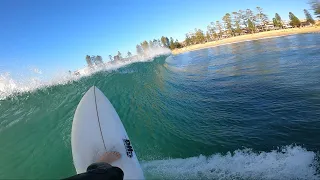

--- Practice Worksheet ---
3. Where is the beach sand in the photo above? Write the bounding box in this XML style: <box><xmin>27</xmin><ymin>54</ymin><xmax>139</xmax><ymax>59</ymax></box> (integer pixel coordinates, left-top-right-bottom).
<box><xmin>171</xmin><ymin>26</ymin><xmax>320</xmax><ymax>55</ymax></box>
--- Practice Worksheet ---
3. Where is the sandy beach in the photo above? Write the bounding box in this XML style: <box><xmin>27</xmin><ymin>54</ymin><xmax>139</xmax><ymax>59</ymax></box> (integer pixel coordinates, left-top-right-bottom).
<box><xmin>172</xmin><ymin>26</ymin><xmax>320</xmax><ymax>55</ymax></box>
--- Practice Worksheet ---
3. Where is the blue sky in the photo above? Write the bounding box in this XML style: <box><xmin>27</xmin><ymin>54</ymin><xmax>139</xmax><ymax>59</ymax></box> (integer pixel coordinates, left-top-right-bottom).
<box><xmin>0</xmin><ymin>0</ymin><xmax>312</xmax><ymax>75</ymax></box>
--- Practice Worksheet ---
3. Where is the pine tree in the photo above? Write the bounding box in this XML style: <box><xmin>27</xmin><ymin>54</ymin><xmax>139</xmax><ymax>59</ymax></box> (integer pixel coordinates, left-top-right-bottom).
<box><xmin>304</xmin><ymin>9</ymin><xmax>315</xmax><ymax>24</ymax></box>
<box><xmin>248</xmin><ymin>19</ymin><xmax>256</xmax><ymax>33</ymax></box>
<box><xmin>90</xmin><ymin>55</ymin><xmax>96</xmax><ymax>64</ymax></box>
<box><xmin>238</xmin><ymin>10</ymin><xmax>247</xmax><ymax>27</ymax></box>
<box><xmin>289</xmin><ymin>12</ymin><xmax>301</xmax><ymax>27</ymax></box>
<box><xmin>309</xmin><ymin>0</ymin><xmax>320</xmax><ymax>19</ymax></box>
<box><xmin>244</xmin><ymin>9</ymin><xmax>257</xmax><ymax>33</ymax></box>
<box><xmin>272</xmin><ymin>18</ymin><xmax>278</xmax><ymax>27</ymax></box>
<box><xmin>174</xmin><ymin>39</ymin><xmax>182</xmax><ymax>48</ymax></box>
<box><xmin>246</xmin><ymin>9</ymin><xmax>256</xmax><ymax>23</ymax></box>
<box><xmin>206</xmin><ymin>31</ymin><xmax>211</xmax><ymax>42</ymax></box>
<box><xmin>95</xmin><ymin>55</ymin><xmax>103</xmax><ymax>64</ymax></box>
<box><xmin>256</xmin><ymin>7</ymin><xmax>268</xmax><ymax>31</ymax></box>
<box><xmin>185</xmin><ymin>34</ymin><xmax>192</xmax><ymax>46</ymax></box>
<box><xmin>222</xmin><ymin>13</ymin><xmax>233</xmax><ymax>36</ymax></box>
<box><xmin>232</xmin><ymin>12</ymin><xmax>242</xmax><ymax>34</ymax></box>
<box><xmin>195</xmin><ymin>29</ymin><xmax>205</xmax><ymax>43</ymax></box>
<box><xmin>215</xmin><ymin>21</ymin><xmax>223</xmax><ymax>38</ymax></box>
<box><xmin>85</xmin><ymin>55</ymin><xmax>93</xmax><ymax>67</ymax></box>
<box><xmin>207</xmin><ymin>22</ymin><xmax>217</xmax><ymax>40</ymax></box>
<box><xmin>141</xmin><ymin>41</ymin><xmax>149</xmax><ymax>53</ymax></box>
<box><xmin>169</xmin><ymin>37</ymin><xmax>175</xmax><ymax>50</ymax></box>
<box><xmin>189</xmin><ymin>32</ymin><xmax>196</xmax><ymax>44</ymax></box>
<box><xmin>160</xmin><ymin>36</ymin><xmax>170</xmax><ymax>48</ymax></box>
<box><xmin>117</xmin><ymin>51</ymin><xmax>122</xmax><ymax>59</ymax></box>
<box><xmin>275</xmin><ymin>13</ymin><xmax>283</xmax><ymax>28</ymax></box>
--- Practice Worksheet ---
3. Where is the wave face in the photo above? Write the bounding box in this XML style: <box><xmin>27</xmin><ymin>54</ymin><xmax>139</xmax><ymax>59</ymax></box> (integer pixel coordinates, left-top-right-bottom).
<box><xmin>0</xmin><ymin>34</ymin><xmax>320</xmax><ymax>179</ymax></box>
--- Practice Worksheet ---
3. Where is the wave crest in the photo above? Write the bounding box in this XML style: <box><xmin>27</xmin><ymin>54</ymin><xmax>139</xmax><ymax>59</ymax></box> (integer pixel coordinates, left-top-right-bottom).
<box><xmin>0</xmin><ymin>48</ymin><xmax>171</xmax><ymax>100</ymax></box>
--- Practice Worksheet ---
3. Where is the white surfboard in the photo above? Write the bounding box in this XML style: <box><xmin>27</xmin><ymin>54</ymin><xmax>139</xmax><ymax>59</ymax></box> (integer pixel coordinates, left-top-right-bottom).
<box><xmin>71</xmin><ymin>86</ymin><xmax>144</xmax><ymax>179</ymax></box>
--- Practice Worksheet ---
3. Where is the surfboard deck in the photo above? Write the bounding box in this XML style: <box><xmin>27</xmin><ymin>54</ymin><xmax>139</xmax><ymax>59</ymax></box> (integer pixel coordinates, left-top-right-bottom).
<box><xmin>71</xmin><ymin>86</ymin><xmax>144</xmax><ymax>179</ymax></box>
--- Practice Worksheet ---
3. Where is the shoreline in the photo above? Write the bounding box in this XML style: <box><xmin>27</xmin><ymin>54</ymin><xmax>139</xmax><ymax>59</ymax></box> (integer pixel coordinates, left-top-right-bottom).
<box><xmin>171</xmin><ymin>26</ymin><xmax>320</xmax><ymax>55</ymax></box>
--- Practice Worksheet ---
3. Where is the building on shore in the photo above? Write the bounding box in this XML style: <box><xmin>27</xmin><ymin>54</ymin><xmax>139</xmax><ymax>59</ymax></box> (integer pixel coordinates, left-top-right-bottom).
<box><xmin>300</xmin><ymin>19</ymin><xmax>312</xmax><ymax>27</ymax></box>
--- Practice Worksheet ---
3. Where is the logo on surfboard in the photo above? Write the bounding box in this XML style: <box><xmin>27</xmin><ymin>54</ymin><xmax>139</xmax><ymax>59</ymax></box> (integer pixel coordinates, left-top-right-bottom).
<box><xmin>123</xmin><ymin>139</ymin><xmax>133</xmax><ymax>158</ymax></box>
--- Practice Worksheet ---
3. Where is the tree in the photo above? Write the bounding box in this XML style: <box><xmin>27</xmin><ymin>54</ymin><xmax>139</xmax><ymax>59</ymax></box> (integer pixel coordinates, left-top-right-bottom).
<box><xmin>232</xmin><ymin>12</ymin><xmax>242</xmax><ymax>35</ymax></box>
<box><xmin>188</xmin><ymin>32</ymin><xmax>196</xmax><ymax>45</ymax></box>
<box><xmin>117</xmin><ymin>51</ymin><xmax>122</xmax><ymax>59</ymax></box>
<box><xmin>90</xmin><ymin>55</ymin><xmax>96</xmax><ymax>64</ymax></box>
<box><xmin>136</xmin><ymin>45</ymin><xmax>143</xmax><ymax>56</ymax></box>
<box><xmin>127</xmin><ymin>51</ymin><xmax>132</xmax><ymax>57</ymax></box>
<box><xmin>85</xmin><ymin>55</ymin><xmax>93</xmax><ymax>67</ymax></box>
<box><xmin>272</xmin><ymin>13</ymin><xmax>282</xmax><ymax>28</ymax></box>
<box><xmin>207</xmin><ymin>22</ymin><xmax>217</xmax><ymax>40</ymax></box>
<box><xmin>185</xmin><ymin>34</ymin><xmax>192</xmax><ymax>46</ymax></box>
<box><xmin>206</xmin><ymin>31</ymin><xmax>211</xmax><ymax>42</ymax></box>
<box><xmin>109</xmin><ymin>55</ymin><xmax>113</xmax><ymax>61</ymax></box>
<box><xmin>215</xmin><ymin>21</ymin><xmax>223</xmax><ymax>39</ymax></box>
<box><xmin>222</xmin><ymin>13</ymin><xmax>233</xmax><ymax>36</ymax></box>
<box><xmin>152</xmin><ymin>39</ymin><xmax>159</xmax><ymax>48</ymax></box>
<box><xmin>275</xmin><ymin>13</ymin><xmax>283</xmax><ymax>28</ymax></box>
<box><xmin>248</xmin><ymin>19</ymin><xmax>256</xmax><ymax>33</ymax></box>
<box><xmin>160</xmin><ymin>36</ymin><xmax>166</xmax><ymax>47</ymax></box>
<box><xmin>113</xmin><ymin>55</ymin><xmax>119</xmax><ymax>61</ymax></box>
<box><xmin>256</xmin><ymin>7</ymin><xmax>268</xmax><ymax>31</ymax></box>
<box><xmin>304</xmin><ymin>9</ymin><xmax>315</xmax><ymax>24</ymax></box>
<box><xmin>289</xmin><ymin>12</ymin><xmax>301</xmax><ymax>27</ymax></box>
<box><xmin>238</xmin><ymin>10</ymin><xmax>247</xmax><ymax>27</ymax></box>
<box><xmin>273</xmin><ymin>18</ymin><xmax>278</xmax><ymax>27</ymax></box>
<box><xmin>95</xmin><ymin>55</ymin><xmax>103</xmax><ymax>65</ymax></box>
<box><xmin>141</xmin><ymin>41</ymin><xmax>149</xmax><ymax>53</ymax></box>
<box><xmin>169</xmin><ymin>37</ymin><xmax>175</xmax><ymax>49</ymax></box>
<box><xmin>246</xmin><ymin>9</ymin><xmax>256</xmax><ymax>32</ymax></box>
<box><xmin>166</xmin><ymin>37</ymin><xmax>170</xmax><ymax>47</ymax></box>
<box><xmin>246</xmin><ymin>9</ymin><xmax>255</xmax><ymax>21</ymax></box>
<box><xmin>160</xmin><ymin>36</ymin><xmax>170</xmax><ymax>47</ymax></box>
<box><xmin>309</xmin><ymin>0</ymin><xmax>320</xmax><ymax>19</ymax></box>
<box><xmin>174</xmin><ymin>39</ymin><xmax>182</xmax><ymax>48</ymax></box>
<box><xmin>195</xmin><ymin>29</ymin><xmax>205</xmax><ymax>43</ymax></box>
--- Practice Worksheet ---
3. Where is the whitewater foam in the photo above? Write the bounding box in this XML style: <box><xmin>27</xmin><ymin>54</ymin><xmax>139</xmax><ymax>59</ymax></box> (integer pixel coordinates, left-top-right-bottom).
<box><xmin>142</xmin><ymin>145</ymin><xmax>319</xmax><ymax>180</ymax></box>
<box><xmin>0</xmin><ymin>47</ymin><xmax>171</xmax><ymax>100</ymax></box>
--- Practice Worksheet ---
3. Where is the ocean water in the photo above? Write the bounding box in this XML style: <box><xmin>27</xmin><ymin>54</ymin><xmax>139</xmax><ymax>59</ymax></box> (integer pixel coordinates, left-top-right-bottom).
<box><xmin>0</xmin><ymin>34</ymin><xmax>319</xmax><ymax>179</ymax></box>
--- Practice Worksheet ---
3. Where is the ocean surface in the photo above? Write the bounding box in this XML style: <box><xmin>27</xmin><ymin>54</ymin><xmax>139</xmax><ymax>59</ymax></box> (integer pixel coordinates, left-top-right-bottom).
<box><xmin>0</xmin><ymin>34</ymin><xmax>319</xmax><ymax>179</ymax></box>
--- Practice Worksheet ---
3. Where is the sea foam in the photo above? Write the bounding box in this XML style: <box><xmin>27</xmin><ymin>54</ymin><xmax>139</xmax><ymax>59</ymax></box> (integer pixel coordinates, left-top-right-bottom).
<box><xmin>142</xmin><ymin>145</ymin><xmax>319</xmax><ymax>180</ymax></box>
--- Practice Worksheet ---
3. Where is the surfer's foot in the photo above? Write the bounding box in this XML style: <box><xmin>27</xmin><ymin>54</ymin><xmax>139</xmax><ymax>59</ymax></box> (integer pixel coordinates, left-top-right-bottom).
<box><xmin>98</xmin><ymin>151</ymin><xmax>121</xmax><ymax>163</ymax></box>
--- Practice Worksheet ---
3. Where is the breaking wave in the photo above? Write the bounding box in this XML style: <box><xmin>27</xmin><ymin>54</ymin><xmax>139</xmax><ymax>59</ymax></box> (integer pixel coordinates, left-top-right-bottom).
<box><xmin>0</xmin><ymin>47</ymin><xmax>171</xmax><ymax>100</ymax></box>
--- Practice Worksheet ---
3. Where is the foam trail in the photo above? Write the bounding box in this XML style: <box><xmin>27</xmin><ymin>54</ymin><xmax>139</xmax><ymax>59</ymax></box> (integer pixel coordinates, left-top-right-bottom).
<box><xmin>0</xmin><ymin>47</ymin><xmax>171</xmax><ymax>100</ymax></box>
<box><xmin>142</xmin><ymin>145</ymin><xmax>319</xmax><ymax>180</ymax></box>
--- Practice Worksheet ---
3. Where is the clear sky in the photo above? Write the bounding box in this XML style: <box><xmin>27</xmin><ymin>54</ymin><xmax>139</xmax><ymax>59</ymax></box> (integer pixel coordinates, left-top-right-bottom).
<box><xmin>0</xmin><ymin>0</ymin><xmax>312</xmax><ymax>75</ymax></box>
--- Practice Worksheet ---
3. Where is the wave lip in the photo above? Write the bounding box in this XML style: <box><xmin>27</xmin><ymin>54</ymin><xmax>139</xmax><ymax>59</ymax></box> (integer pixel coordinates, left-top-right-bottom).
<box><xmin>0</xmin><ymin>47</ymin><xmax>171</xmax><ymax>100</ymax></box>
<box><xmin>142</xmin><ymin>145</ymin><xmax>319</xmax><ymax>180</ymax></box>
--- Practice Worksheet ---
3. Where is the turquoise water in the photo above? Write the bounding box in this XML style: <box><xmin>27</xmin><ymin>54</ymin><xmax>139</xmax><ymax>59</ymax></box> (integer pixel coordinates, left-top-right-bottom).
<box><xmin>0</xmin><ymin>34</ymin><xmax>319</xmax><ymax>179</ymax></box>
